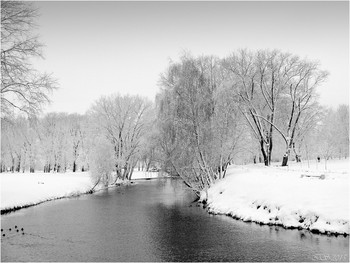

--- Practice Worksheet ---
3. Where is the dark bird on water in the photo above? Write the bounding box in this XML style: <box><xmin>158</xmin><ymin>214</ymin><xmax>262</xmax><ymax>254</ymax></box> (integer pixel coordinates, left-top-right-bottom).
<box><xmin>15</xmin><ymin>225</ymin><xmax>17</xmax><ymax>228</ymax></box>
<box><xmin>1</xmin><ymin>229</ymin><xmax>3</xmax><ymax>232</ymax></box>
<box><xmin>21</xmin><ymin>228</ymin><xmax>24</xmax><ymax>231</ymax></box>
<box><xmin>16</xmin><ymin>229</ymin><xmax>19</xmax><ymax>232</ymax></box>
<box><xmin>9</xmin><ymin>228</ymin><xmax>11</xmax><ymax>231</ymax></box>
<box><xmin>2</xmin><ymin>234</ymin><xmax>5</xmax><ymax>237</ymax></box>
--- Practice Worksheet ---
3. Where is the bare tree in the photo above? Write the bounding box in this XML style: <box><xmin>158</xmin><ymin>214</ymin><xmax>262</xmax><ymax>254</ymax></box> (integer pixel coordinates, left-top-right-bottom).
<box><xmin>89</xmin><ymin>137</ymin><xmax>114</xmax><ymax>188</ymax></box>
<box><xmin>89</xmin><ymin>94</ymin><xmax>153</xmax><ymax>181</ymax></box>
<box><xmin>38</xmin><ymin>112</ymin><xmax>70</xmax><ymax>173</ymax></box>
<box><xmin>66</xmin><ymin>114</ymin><xmax>86</xmax><ymax>172</ymax></box>
<box><xmin>274</xmin><ymin>60</ymin><xmax>328</xmax><ymax>166</ymax></box>
<box><xmin>222</xmin><ymin>49</ymin><xmax>328</xmax><ymax>166</ymax></box>
<box><xmin>222</xmin><ymin>49</ymin><xmax>276</xmax><ymax>166</ymax></box>
<box><xmin>1</xmin><ymin>0</ymin><xmax>57</xmax><ymax>118</ymax></box>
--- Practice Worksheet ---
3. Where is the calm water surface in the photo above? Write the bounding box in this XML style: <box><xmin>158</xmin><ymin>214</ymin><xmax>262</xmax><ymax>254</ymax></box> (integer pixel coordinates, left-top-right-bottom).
<box><xmin>1</xmin><ymin>178</ymin><xmax>349</xmax><ymax>262</ymax></box>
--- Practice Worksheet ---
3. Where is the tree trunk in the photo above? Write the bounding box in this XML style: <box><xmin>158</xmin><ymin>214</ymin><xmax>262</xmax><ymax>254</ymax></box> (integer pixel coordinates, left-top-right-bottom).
<box><xmin>219</xmin><ymin>156</ymin><xmax>223</xmax><ymax>179</ymax></box>
<box><xmin>129</xmin><ymin>165</ymin><xmax>135</xmax><ymax>180</ymax></box>
<box><xmin>222</xmin><ymin>162</ymin><xmax>229</xmax><ymax>178</ymax></box>
<box><xmin>282</xmin><ymin>154</ymin><xmax>289</xmax><ymax>166</ymax></box>
<box><xmin>11</xmin><ymin>157</ymin><xmax>15</xmax><ymax>173</ymax></box>
<box><xmin>260</xmin><ymin>140</ymin><xmax>269</xmax><ymax>166</ymax></box>
<box><xmin>146</xmin><ymin>160</ymin><xmax>151</xmax><ymax>172</ymax></box>
<box><xmin>16</xmin><ymin>160</ymin><xmax>20</xmax><ymax>172</ymax></box>
<box><xmin>104</xmin><ymin>172</ymin><xmax>109</xmax><ymax>187</ymax></box>
<box><xmin>73</xmin><ymin>161</ymin><xmax>76</xmax><ymax>172</ymax></box>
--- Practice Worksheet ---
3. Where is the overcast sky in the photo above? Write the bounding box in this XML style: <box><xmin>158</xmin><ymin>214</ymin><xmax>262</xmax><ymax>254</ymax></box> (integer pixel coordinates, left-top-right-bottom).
<box><xmin>33</xmin><ymin>1</ymin><xmax>349</xmax><ymax>114</ymax></box>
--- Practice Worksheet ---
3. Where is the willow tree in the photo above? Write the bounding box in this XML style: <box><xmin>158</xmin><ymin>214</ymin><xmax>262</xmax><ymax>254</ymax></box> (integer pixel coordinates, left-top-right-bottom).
<box><xmin>157</xmin><ymin>54</ymin><xmax>243</xmax><ymax>194</ymax></box>
<box><xmin>157</xmin><ymin>55</ymin><xmax>213</xmax><ymax>192</ymax></box>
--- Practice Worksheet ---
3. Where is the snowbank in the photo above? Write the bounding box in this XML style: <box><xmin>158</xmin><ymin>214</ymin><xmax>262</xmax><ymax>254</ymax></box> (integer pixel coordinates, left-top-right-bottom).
<box><xmin>203</xmin><ymin>159</ymin><xmax>349</xmax><ymax>235</ymax></box>
<box><xmin>0</xmin><ymin>172</ymin><xmax>93</xmax><ymax>213</ymax></box>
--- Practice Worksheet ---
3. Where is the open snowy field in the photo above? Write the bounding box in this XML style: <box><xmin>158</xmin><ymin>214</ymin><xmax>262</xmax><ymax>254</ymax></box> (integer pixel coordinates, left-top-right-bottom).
<box><xmin>0</xmin><ymin>170</ymin><xmax>163</xmax><ymax>213</ymax></box>
<box><xmin>203</xmin><ymin>159</ymin><xmax>349</xmax><ymax>235</ymax></box>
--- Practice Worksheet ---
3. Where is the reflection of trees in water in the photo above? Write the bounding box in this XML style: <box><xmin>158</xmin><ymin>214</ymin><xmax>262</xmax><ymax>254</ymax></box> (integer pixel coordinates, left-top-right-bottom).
<box><xmin>145</xmin><ymin>203</ymin><xmax>218</xmax><ymax>261</ymax></box>
<box><xmin>154</xmin><ymin>178</ymin><xmax>188</xmax><ymax>195</ymax></box>
<box><xmin>155</xmin><ymin>178</ymin><xmax>168</xmax><ymax>189</ymax></box>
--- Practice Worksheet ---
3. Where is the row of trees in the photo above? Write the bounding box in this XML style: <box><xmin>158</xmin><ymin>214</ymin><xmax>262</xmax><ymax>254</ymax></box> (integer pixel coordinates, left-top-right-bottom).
<box><xmin>1</xmin><ymin>113</ymin><xmax>87</xmax><ymax>173</ymax></box>
<box><xmin>1</xmin><ymin>95</ymin><xmax>157</xmax><ymax>187</ymax></box>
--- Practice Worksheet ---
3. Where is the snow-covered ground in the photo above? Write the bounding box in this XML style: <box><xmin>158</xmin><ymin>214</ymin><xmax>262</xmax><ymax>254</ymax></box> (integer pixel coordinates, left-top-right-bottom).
<box><xmin>131</xmin><ymin>170</ymin><xmax>163</xmax><ymax>180</ymax></box>
<box><xmin>202</xmin><ymin>159</ymin><xmax>349</xmax><ymax>235</ymax></box>
<box><xmin>0</xmin><ymin>172</ymin><xmax>93</xmax><ymax>212</ymax></box>
<box><xmin>1</xmin><ymin>170</ymin><xmax>164</xmax><ymax>213</ymax></box>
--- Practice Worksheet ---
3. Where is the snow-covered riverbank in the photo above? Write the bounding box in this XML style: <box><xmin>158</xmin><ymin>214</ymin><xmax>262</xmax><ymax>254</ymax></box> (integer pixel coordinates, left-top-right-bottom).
<box><xmin>0</xmin><ymin>172</ymin><xmax>93</xmax><ymax>213</ymax></box>
<box><xmin>201</xmin><ymin>159</ymin><xmax>349</xmax><ymax>235</ymax></box>
<box><xmin>0</xmin><ymin>170</ymin><xmax>162</xmax><ymax>214</ymax></box>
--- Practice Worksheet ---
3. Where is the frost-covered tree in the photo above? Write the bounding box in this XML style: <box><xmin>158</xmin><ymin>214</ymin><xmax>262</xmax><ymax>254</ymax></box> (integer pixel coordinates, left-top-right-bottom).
<box><xmin>1</xmin><ymin>120</ymin><xmax>19</xmax><ymax>172</ymax></box>
<box><xmin>66</xmin><ymin>114</ymin><xmax>86</xmax><ymax>172</ymax></box>
<box><xmin>213</xmin><ymin>83</ymin><xmax>247</xmax><ymax>177</ymax></box>
<box><xmin>316</xmin><ymin>109</ymin><xmax>338</xmax><ymax>169</ymax></box>
<box><xmin>314</xmin><ymin>105</ymin><xmax>349</xmax><ymax>166</ymax></box>
<box><xmin>88</xmin><ymin>94</ymin><xmax>153</xmax><ymax>181</ymax></box>
<box><xmin>138</xmin><ymin>122</ymin><xmax>162</xmax><ymax>172</ymax></box>
<box><xmin>157</xmin><ymin>54</ymin><xmax>244</xmax><ymax>193</ymax></box>
<box><xmin>89</xmin><ymin>137</ymin><xmax>114</xmax><ymax>188</ymax></box>
<box><xmin>1</xmin><ymin>116</ymin><xmax>40</xmax><ymax>172</ymax></box>
<box><xmin>38</xmin><ymin>113</ymin><xmax>70</xmax><ymax>172</ymax></box>
<box><xmin>222</xmin><ymin>49</ymin><xmax>328</xmax><ymax>166</ymax></box>
<box><xmin>334</xmin><ymin>104</ymin><xmax>349</xmax><ymax>158</ymax></box>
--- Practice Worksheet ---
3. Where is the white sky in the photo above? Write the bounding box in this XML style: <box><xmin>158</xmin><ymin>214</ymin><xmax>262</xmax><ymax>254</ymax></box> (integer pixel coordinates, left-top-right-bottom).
<box><xmin>33</xmin><ymin>1</ymin><xmax>349</xmax><ymax>114</ymax></box>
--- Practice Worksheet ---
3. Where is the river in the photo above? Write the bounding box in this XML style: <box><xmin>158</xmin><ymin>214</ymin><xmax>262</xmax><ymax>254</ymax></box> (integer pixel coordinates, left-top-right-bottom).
<box><xmin>1</xmin><ymin>178</ymin><xmax>349</xmax><ymax>262</ymax></box>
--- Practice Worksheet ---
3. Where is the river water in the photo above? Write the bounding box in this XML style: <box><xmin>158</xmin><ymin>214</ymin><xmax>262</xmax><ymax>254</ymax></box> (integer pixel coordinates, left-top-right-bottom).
<box><xmin>1</xmin><ymin>178</ymin><xmax>349</xmax><ymax>262</ymax></box>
